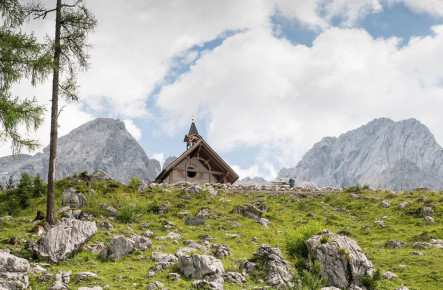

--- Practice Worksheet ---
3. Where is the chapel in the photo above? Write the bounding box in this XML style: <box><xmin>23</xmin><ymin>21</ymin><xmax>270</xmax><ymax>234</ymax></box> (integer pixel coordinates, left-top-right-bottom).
<box><xmin>154</xmin><ymin>118</ymin><xmax>239</xmax><ymax>184</ymax></box>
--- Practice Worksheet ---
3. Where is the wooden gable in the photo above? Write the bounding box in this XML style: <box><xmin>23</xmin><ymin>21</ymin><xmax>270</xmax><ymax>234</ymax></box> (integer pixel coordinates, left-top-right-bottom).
<box><xmin>155</xmin><ymin>139</ymin><xmax>239</xmax><ymax>184</ymax></box>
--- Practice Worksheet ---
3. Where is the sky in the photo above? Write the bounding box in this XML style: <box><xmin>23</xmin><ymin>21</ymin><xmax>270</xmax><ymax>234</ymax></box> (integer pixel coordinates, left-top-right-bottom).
<box><xmin>3</xmin><ymin>0</ymin><xmax>443</xmax><ymax>181</ymax></box>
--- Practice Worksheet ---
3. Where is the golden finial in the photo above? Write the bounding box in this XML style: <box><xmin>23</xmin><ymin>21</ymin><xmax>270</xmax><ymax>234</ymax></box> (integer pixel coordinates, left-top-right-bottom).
<box><xmin>192</xmin><ymin>114</ymin><xmax>195</xmax><ymax>122</ymax></box>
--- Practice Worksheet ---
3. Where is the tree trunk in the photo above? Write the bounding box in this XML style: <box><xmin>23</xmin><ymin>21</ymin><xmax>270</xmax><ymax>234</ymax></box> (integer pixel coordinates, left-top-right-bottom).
<box><xmin>46</xmin><ymin>0</ymin><xmax>62</xmax><ymax>225</ymax></box>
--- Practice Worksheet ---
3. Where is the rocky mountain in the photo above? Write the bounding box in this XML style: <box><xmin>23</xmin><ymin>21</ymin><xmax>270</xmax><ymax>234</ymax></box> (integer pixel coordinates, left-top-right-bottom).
<box><xmin>278</xmin><ymin>118</ymin><xmax>443</xmax><ymax>190</ymax></box>
<box><xmin>0</xmin><ymin>118</ymin><xmax>161</xmax><ymax>184</ymax></box>
<box><xmin>236</xmin><ymin>176</ymin><xmax>269</xmax><ymax>185</ymax></box>
<box><xmin>162</xmin><ymin>156</ymin><xmax>177</xmax><ymax>171</ymax></box>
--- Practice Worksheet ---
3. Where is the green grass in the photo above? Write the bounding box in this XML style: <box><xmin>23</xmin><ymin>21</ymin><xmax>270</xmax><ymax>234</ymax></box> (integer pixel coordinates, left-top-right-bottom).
<box><xmin>0</xmin><ymin>178</ymin><xmax>442</xmax><ymax>289</ymax></box>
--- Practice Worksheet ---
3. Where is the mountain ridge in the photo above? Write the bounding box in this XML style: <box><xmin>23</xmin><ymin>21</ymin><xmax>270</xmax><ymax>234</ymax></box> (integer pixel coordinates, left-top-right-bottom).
<box><xmin>0</xmin><ymin>118</ymin><xmax>161</xmax><ymax>184</ymax></box>
<box><xmin>278</xmin><ymin>118</ymin><xmax>443</xmax><ymax>190</ymax></box>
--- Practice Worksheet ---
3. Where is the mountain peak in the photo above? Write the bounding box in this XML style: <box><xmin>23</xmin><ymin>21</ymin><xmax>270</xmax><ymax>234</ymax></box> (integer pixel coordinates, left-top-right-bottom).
<box><xmin>279</xmin><ymin>117</ymin><xmax>443</xmax><ymax>190</ymax></box>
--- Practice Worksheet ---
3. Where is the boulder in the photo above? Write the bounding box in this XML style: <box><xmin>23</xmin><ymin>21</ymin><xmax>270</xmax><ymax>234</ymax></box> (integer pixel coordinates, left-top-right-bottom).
<box><xmin>0</xmin><ymin>251</ymin><xmax>30</xmax><ymax>289</ymax></box>
<box><xmin>129</xmin><ymin>234</ymin><xmax>152</xmax><ymax>251</ymax></box>
<box><xmin>385</xmin><ymin>240</ymin><xmax>405</xmax><ymax>249</ymax></box>
<box><xmin>306</xmin><ymin>230</ymin><xmax>374</xmax><ymax>288</ymax></box>
<box><xmin>152</xmin><ymin>252</ymin><xmax>178</xmax><ymax>263</ymax></box>
<box><xmin>212</xmin><ymin>244</ymin><xmax>232</xmax><ymax>259</ymax></box>
<box><xmin>85</xmin><ymin>242</ymin><xmax>106</xmax><ymax>254</ymax></box>
<box><xmin>420</xmin><ymin>206</ymin><xmax>434</xmax><ymax>217</ymax></box>
<box><xmin>76</xmin><ymin>271</ymin><xmax>98</xmax><ymax>281</ymax></box>
<box><xmin>90</xmin><ymin>169</ymin><xmax>113</xmax><ymax>181</ymax></box>
<box><xmin>379</xmin><ymin>200</ymin><xmax>391</xmax><ymax>208</ymax></box>
<box><xmin>191</xmin><ymin>274</ymin><xmax>224</xmax><ymax>289</ymax></box>
<box><xmin>27</xmin><ymin>218</ymin><xmax>97</xmax><ymax>263</ymax></box>
<box><xmin>233</xmin><ymin>204</ymin><xmax>264</xmax><ymax>219</ymax></box>
<box><xmin>101</xmin><ymin>236</ymin><xmax>135</xmax><ymax>260</ymax></box>
<box><xmin>147</xmin><ymin>281</ymin><xmax>164</xmax><ymax>289</ymax></box>
<box><xmin>257</xmin><ymin>218</ymin><xmax>271</xmax><ymax>228</ymax></box>
<box><xmin>398</xmin><ymin>201</ymin><xmax>410</xmax><ymax>208</ymax></box>
<box><xmin>178</xmin><ymin>254</ymin><xmax>224</xmax><ymax>279</ymax></box>
<box><xmin>249</xmin><ymin>244</ymin><xmax>294</xmax><ymax>289</ymax></box>
<box><xmin>382</xmin><ymin>271</ymin><xmax>397</xmax><ymax>279</ymax></box>
<box><xmin>62</xmin><ymin>187</ymin><xmax>87</xmax><ymax>208</ymax></box>
<box><xmin>49</xmin><ymin>270</ymin><xmax>71</xmax><ymax>290</ymax></box>
<box><xmin>187</xmin><ymin>185</ymin><xmax>202</xmax><ymax>194</ymax></box>
<box><xmin>223</xmin><ymin>272</ymin><xmax>246</xmax><ymax>284</ymax></box>
<box><xmin>412</xmin><ymin>242</ymin><xmax>428</xmax><ymax>250</ymax></box>
<box><xmin>424</xmin><ymin>216</ymin><xmax>435</xmax><ymax>223</ymax></box>
<box><xmin>0</xmin><ymin>216</ymin><xmax>13</xmax><ymax>223</ymax></box>
<box><xmin>185</xmin><ymin>215</ymin><xmax>207</xmax><ymax>226</ymax></box>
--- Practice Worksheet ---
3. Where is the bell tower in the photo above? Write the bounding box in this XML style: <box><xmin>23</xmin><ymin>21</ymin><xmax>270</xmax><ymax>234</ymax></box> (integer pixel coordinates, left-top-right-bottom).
<box><xmin>184</xmin><ymin>114</ymin><xmax>202</xmax><ymax>149</ymax></box>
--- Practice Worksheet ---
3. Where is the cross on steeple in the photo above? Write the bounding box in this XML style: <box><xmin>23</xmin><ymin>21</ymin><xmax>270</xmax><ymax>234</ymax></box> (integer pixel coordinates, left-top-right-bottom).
<box><xmin>184</xmin><ymin>114</ymin><xmax>202</xmax><ymax>149</ymax></box>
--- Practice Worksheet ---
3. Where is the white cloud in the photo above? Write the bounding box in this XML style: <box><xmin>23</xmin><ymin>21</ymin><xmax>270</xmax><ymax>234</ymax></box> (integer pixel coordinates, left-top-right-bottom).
<box><xmin>156</xmin><ymin>24</ymin><xmax>443</xmax><ymax>178</ymax></box>
<box><xmin>152</xmin><ymin>153</ymin><xmax>165</xmax><ymax>168</ymax></box>
<box><xmin>123</xmin><ymin>119</ymin><xmax>142</xmax><ymax>141</ymax></box>
<box><xmin>389</xmin><ymin>0</ymin><xmax>443</xmax><ymax>16</ymax></box>
<box><xmin>274</xmin><ymin>0</ymin><xmax>383</xmax><ymax>29</ymax></box>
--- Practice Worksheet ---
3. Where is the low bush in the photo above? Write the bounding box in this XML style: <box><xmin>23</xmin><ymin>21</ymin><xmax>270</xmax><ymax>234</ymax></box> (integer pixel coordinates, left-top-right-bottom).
<box><xmin>285</xmin><ymin>221</ymin><xmax>324</xmax><ymax>258</ymax></box>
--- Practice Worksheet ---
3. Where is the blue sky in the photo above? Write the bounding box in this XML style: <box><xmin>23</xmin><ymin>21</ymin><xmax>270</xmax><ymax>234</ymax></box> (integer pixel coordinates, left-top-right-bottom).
<box><xmin>4</xmin><ymin>0</ymin><xmax>443</xmax><ymax>180</ymax></box>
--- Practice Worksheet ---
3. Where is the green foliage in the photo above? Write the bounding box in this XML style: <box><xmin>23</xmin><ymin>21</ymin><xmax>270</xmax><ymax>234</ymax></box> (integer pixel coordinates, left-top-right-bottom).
<box><xmin>320</xmin><ymin>235</ymin><xmax>329</xmax><ymax>244</ymax></box>
<box><xmin>298</xmin><ymin>260</ymin><xmax>328</xmax><ymax>290</ymax></box>
<box><xmin>128</xmin><ymin>176</ymin><xmax>141</xmax><ymax>189</ymax></box>
<box><xmin>361</xmin><ymin>270</ymin><xmax>381</xmax><ymax>290</ymax></box>
<box><xmin>362</xmin><ymin>184</ymin><xmax>370</xmax><ymax>190</ymax></box>
<box><xmin>344</xmin><ymin>182</ymin><xmax>363</xmax><ymax>193</ymax></box>
<box><xmin>5</xmin><ymin>175</ymin><xmax>14</xmax><ymax>190</ymax></box>
<box><xmin>16</xmin><ymin>172</ymin><xmax>32</xmax><ymax>208</ymax></box>
<box><xmin>285</xmin><ymin>221</ymin><xmax>324</xmax><ymax>258</ymax></box>
<box><xmin>32</xmin><ymin>174</ymin><xmax>45</xmax><ymax>198</ymax></box>
<box><xmin>0</xmin><ymin>0</ymin><xmax>51</xmax><ymax>154</ymax></box>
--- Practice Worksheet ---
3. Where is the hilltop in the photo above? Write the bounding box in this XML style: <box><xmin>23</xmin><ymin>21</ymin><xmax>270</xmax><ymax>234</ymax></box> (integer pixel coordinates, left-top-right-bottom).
<box><xmin>0</xmin><ymin>174</ymin><xmax>442</xmax><ymax>289</ymax></box>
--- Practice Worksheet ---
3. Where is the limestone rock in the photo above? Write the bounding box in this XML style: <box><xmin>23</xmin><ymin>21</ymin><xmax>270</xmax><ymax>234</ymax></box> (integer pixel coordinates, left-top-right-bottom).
<box><xmin>191</xmin><ymin>274</ymin><xmax>224</xmax><ymax>289</ymax></box>
<box><xmin>223</xmin><ymin>272</ymin><xmax>246</xmax><ymax>284</ymax></box>
<box><xmin>424</xmin><ymin>216</ymin><xmax>435</xmax><ymax>223</ymax></box>
<box><xmin>0</xmin><ymin>216</ymin><xmax>13</xmax><ymax>223</ymax></box>
<box><xmin>185</xmin><ymin>215</ymin><xmax>207</xmax><ymax>226</ymax></box>
<box><xmin>152</xmin><ymin>252</ymin><xmax>177</xmax><ymax>263</ymax></box>
<box><xmin>102</xmin><ymin>236</ymin><xmax>135</xmax><ymax>260</ymax></box>
<box><xmin>233</xmin><ymin>204</ymin><xmax>264</xmax><ymax>219</ymax></box>
<box><xmin>178</xmin><ymin>254</ymin><xmax>225</xmax><ymax>279</ymax></box>
<box><xmin>420</xmin><ymin>206</ymin><xmax>434</xmax><ymax>217</ymax></box>
<box><xmin>76</xmin><ymin>271</ymin><xmax>98</xmax><ymax>281</ymax></box>
<box><xmin>212</xmin><ymin>244</ymin><xmax>232</xmax><ymax>259</ymax></box>
<box><xmin>129</xmin><ymin>234</ymin><xmax>152</xmax><ymax>251</ymax></box>
<box><xmin>62</xmin><ymin>187</ymin><xmax>87</xmax><ymax>208</ymax></box>
<box><xmin>379</xmin><ymin>200</ymin><xmax>391</xmax><ymax>208</ymax></box>
<box><xmin>27</xmin><ymin>218</ymin><xmax>97</xmax><ymax>263</ymax></box>
<box><xmin>90</xmin><ymin>169</ymin><xmax>113</xmax><ymax>181</ymax></box>
<box><xmin>306</xmin><ymin>230</ymin><xmax>374</xmax><ymax>288</ymax></box>
<box><xmin>382</xmin><ymin>271</ymin><xmax>397</xmax><ymax>279</ymax></box>
<box><xmin>0</xmin><ymin>251</ymin><xmax>30</xmax><ymax>289</ymax></box>
<box><xmin>249</xmin><ymin>244</ymin><xmax>294</xmax><ymax>288</ymax></box>
<box><xmin>147</xmin><ymin>281</ymin><xmax>164</xmax><ymax>289</ymax></box>
<box><xmin>257</xmin><ymin>218</ymin><xmax>270</xmax><ymax>228</ymax></box>
<box><xmin>412</xmin><ymin>242</ymin><xmax>428</xmax><ymax>250</ymax></box>
<box><xmin>385</xmin><ymin>240</ymin><xmax>405</xmax><ymax>249</ymax></box>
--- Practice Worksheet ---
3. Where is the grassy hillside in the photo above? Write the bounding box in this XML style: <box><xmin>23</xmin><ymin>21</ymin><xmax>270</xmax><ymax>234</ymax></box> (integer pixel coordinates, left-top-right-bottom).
<box><xmin>0</xmin><ymin>177</ymin><xmax>442</xmax><ymax>289</ymax></box>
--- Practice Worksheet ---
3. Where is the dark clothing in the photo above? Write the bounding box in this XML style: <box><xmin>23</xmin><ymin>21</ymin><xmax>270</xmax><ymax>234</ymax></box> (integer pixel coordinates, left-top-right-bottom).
<box><xmin>289</xmin><ymin>178</ymin><xmax>295</xmax><ymax>188</ymax></box>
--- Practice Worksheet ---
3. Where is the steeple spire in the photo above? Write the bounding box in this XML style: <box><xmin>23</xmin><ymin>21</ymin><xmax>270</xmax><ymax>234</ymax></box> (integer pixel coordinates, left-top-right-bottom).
<box><xmin>184</xmin><ymin>114</ymin><xmax>201</xmax><ymax>149</ymax></box>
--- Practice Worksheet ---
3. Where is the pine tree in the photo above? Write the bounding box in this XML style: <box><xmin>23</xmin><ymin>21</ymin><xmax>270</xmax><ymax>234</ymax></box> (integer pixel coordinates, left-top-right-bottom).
<box><xmin>17</xmin><ymin>172</ymin><xmax>32</xmax><ymax>208</ymax></box>
<box><xmin>33</xmin><ymin>173</ymin><xmax>45</xmax><ymax>198</ymax></box>
<box><xmin>5</xmin><ymin>176</ymin><xmax>14</xmax><ymax>190</ymax></box>
<box><xmin>0</xmin><ymin>0</ymin><xmax>51</xmax><ymax>154</ymax></box>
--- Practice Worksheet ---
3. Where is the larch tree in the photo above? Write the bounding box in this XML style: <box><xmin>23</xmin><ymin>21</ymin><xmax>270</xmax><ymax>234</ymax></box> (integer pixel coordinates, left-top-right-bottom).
<box><xmin>28</xmin><ymin>0</ymin><xmax>97</xmax><ymax>225</ymax></box>
<box><xmin>0</xmin><ymin>0</ymin><xmax>51</xmax><ymax>154</ymax></box>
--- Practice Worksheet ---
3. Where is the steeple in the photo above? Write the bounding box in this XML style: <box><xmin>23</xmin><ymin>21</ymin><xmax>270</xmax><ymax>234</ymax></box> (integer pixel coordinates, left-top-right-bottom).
<box><xmin>184</xmin><ymin>114</ymin><xmax>202</xmax><ymax>149</ymax></box>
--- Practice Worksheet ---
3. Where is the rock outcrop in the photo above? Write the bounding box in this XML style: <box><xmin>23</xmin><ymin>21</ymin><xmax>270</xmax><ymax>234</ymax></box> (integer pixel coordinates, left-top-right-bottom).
<box><xmin>0</xmin><ymin>251</ymin><xmax>30</xmax><ymax>289</ymax></box>
<box><xmin>278</xmin><ymin>118</ymin><xmax>443</xmax><ymax>190</ymax></box>
<box><xmin>0</xmin><ymin>118</ymin><xmax>161</xmax><ymax>184</ymax></box>
<box><xmin>306</xmin><ymin>230</ymin><xmax>374</xmax><ymax>288</ymax></box>
<box><xmin>62</xmin><ymin>187</ymin><xmax>87</xmax><ymax>208</ymax></box>
<box><xmin>178</xmin><ymin>254</ymin><xmax>224</xmax><ymax>279</ymax></box>
<box><xmin>27</xmin><ymin>218</ymin><xmax>97</xmax><ymax>263</ymax></box>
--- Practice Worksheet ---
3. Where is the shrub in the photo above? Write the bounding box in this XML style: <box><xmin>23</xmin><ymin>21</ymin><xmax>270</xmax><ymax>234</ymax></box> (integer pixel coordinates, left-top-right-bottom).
<box><xmin>285</xmin><ymin>221</ymin><xmax>324</xmax><ymax>258</ymax></box>
<box><xmin>320</xmin><ymin>235</ymin><xmax>329</xmax><ymax>244</ymax></box>
<box><xmin>362</xmin><ymin>184</ymin><xmax>370</xmax><ymax>190</ymax></box>
<box><xmin>117</xmin><ymin>202</ymin><xmax>138</xmax><ymax>223</ymax></box>
<box><xmin>298</xmin><ymin>260</ymin><xmax>328</xmax><ymax>289</ymax></box>
<box><xmin>361</xmin><ymin>270</ymin><xmax>381</xmax><ymax>290</ymax></box>
<box><xmin>128</xmin><ymin>176</ymin><xmax>141</xmax><ymax>189</ymax></box>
